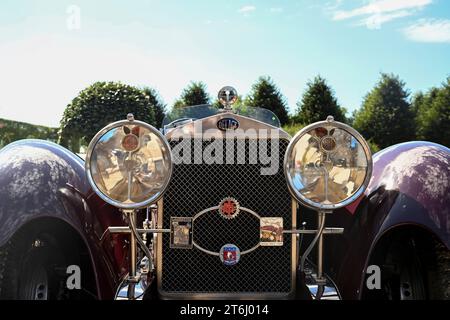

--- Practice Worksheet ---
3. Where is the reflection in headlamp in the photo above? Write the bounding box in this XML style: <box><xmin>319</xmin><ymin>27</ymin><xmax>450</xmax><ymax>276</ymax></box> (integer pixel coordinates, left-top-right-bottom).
<box><xmin>89</xmin><ymin>124</ymin><xmax>171</xmax><ymax>208</ymax></box>
<box><xmin>287</xmin><ymin>125</ymin><xmax>370</xmax><ymax>208</ymax></box>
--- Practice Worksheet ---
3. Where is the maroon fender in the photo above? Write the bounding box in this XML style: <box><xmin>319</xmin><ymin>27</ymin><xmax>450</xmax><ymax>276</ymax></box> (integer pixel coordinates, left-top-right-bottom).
<box><xmin>0</xmin><ymin>139</ymin><xmax>128</xmax><ymax>299</ymax></box>
<box><xmin>323</xmin><ymin>141</ymin><xmax>450</xmax><ymax>299</ymax></box>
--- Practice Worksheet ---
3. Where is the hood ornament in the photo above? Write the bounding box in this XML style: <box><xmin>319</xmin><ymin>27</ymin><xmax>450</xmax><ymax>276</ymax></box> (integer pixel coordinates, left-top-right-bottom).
<box><xmin>218</xmin><ymin>86</ymin><xmax>238</xmax><ymax>111</ymax></box>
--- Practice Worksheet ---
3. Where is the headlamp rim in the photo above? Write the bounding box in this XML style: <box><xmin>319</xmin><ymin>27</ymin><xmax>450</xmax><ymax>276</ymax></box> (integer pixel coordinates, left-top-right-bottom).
<box><xmin>85</xmin><ymin>118</ymin><xmax>173</xmax><ymax>209</ymax></box>
<box><xmin>283</xmin><ymin>119</ymin><xmax>373</xmax><ymax>211</ymax></box>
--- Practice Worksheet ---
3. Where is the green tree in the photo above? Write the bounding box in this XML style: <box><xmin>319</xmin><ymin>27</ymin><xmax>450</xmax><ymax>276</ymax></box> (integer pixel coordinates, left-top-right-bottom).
<box><xmin>414</xmin><ymin>77</ymin><xmax>450</xmax><ymax>146</ymax></box>
<box><xmin>0</xmin><ymin>118</ymin><xmax>58</xmax><ymax>148</ymax></box>
<box><xmin>173</xmin><ymin>81</ymin><xmax>211</xmax><ymax>108</ymax></box>
<box><xmin>295</xmin><ymin>75</ymin><xmax>346</xmax><ymax>124</ymax></box>
<box><xmin>353</xmin><ymin>73</ymin><xmax>414</xmax><ymax>149</ymax></box>
<box><xmin>411</xmin><ymin>91</ymin><xmax>426</xmax><ymax>116</ymax></box>
<box><xmin>142</xmin><ymin>87</ymin><xmax>166</xmax><ymax>127</ymax></box>
<box><xmin>245</xmin><ymin>76</ymin><xmax>289</xmax><ymax>125</ymax></box>
<box><xmin>282</xmin><ymin>123</ymin><xmax>305</xmax><ymax>136</ymax></box>
<box><xmin>59</xmin><ymin>82</ymin><xmax>155</xmax><ymax>153</ymax></box>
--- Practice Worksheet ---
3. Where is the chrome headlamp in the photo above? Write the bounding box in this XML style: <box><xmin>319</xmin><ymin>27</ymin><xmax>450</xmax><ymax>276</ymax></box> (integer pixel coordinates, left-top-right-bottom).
<box><xmin>284</xmin><ymin>116</ymin><xmax>372</xmax><ymax>211</ymax></box>
<box><xmin>85</xmin><ymin>114</ymin><xmax>172</xmax><ymax>209</ymax></box>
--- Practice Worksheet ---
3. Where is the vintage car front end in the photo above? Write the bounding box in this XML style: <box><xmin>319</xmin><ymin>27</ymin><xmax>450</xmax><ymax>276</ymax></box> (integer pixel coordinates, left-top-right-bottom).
<box><xmin>83</xmin><ymin>87</ymin><xmax>373</xmax><ymax>300</ymax></box>
<box><xmin>1</xmin><ymin>86</ymin><xmax>448</xmax><ymax>300</ymax></box>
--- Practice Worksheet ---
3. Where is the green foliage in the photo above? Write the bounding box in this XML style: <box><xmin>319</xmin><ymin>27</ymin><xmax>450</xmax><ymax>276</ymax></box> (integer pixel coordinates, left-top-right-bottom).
<box><xmin>295</xmin><ymin>76</ymin><xmax>347</xmax><ymax>124</ymax></box>
<box><xmin>245</xmin><ymin>76</ymin><xmax>289</xmax><ymax>125</ymax></box>
<box><xmin>366</xmin><ymin>138</ymin><xmax>381</xmax><ymax>154</ymax></box>
<box><xmin>142</xmin><ymin>87</ymin><xmax>166</xmax><ymax>127</ymax></box>
<box><xmin>413</xmin><ymin>78</ymin><xmax>450</xmax><ymax>146</ymax></box>
<box><xmin>353</xmin><ymin>73</ymin><xmax>414</xmax><ymax>149</ymax></box>
<box><xmin>411</xmin><ymin>91</ymin><xmax>426</xmax><ymax>117</ymax></box>
<box><xmin>0</xmin><ymin>118</ymin><xmax>58</xmax><ymax>148</ymax></box>
<box><xmin>173</xmin><ymin>81</ymin><xmax>211</xmax><ymax>108</ymax></box>
<box><xmin>59</xmin><ymin>82</ymin><xmax>155</xmax><ymax>152</ymax></box>
<box><xmin>282</xmin><ymin>123</ymin><xmax>305</xmax><ymax>136</ymax></box>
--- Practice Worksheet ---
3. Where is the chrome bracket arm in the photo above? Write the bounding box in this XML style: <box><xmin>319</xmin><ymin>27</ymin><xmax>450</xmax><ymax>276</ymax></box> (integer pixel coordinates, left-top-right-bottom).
<box><xmin>118</xmin><ymin>209</ymin><xmax>168</xmax><ymax>300</ymax></box>
<box><xmin>296</xmin><ymin>211</ymin><xmax>344</xmax><ymax>299</ymax></box>
<box><xmin>283</xmin><ymin>228</ymin><xmax>344</xmax><ymax>235</ymax></box>
<box><xmin>108</xmin><ymin>227</ymin><xmax>171</xmax><ymax>234</ymax></box>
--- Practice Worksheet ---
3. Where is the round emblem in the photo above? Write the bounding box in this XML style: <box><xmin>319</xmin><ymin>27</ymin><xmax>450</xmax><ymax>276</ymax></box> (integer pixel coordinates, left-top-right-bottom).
<box><xmin>217</xmin><ymin>118</ymin><xmax>239</xmax><ymax>131</ymax></box>
<box><xmin>218</xmin><ymin>197</ymin><xmax>240</xmax><ymax>219</ymax></box>
<box><xmin>320</xmin><ymin>136</ymin><xmax>337</xmax><ymax>152</ymax></box>
<box><xmin>220</xmin><ymin>244</ymin><xmax>241</xmax><ymax>266</ymax></box>
<box><xmin>121</xmin><ymin>134</ymin><xmax>140</xmax><ymax>152</ymax></box>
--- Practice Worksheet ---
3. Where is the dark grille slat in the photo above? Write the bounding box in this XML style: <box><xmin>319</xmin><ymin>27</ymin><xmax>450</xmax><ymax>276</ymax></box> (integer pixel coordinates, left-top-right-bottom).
<box><xmin>161</xmin><ymin>138</ymin><xmax>292</xmax><ymax>294</ymax></box>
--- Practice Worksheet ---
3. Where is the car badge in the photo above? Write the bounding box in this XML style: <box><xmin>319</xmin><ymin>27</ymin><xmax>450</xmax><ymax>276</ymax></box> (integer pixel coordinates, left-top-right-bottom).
<box><xmin>121</xmin><ymin>133</ymin><xmax>140</xmax><ymax>152</ymax></box>
<box><xmin>260</xmin><ymin>217</ymin><xmax>284</xmax><ymax>246</ymax></box>
<box><xmin>217</xmin><ymin>118</ymin><xmax>239</xmax><ymax>131</ymax></box>
<box><xmin>218</xmin><ymin>197</ymin><xmax>240</xmax><ymax>219</ymax></box>
<box><xmin>220</xmin><ymin>244</ymin><xmax>241</xmax><ymax>266</ymax></box>
<box><xmin>170</xmin><ymin>217</ymin><xmax>193</xmax><ymax>249</ymax></box>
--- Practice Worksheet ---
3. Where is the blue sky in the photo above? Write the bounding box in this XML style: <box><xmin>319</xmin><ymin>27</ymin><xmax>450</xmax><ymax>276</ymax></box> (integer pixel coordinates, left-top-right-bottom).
<box><xmin>0</xmin><ymin>0</ymin><xmax>449</xmax><ymax>127</ymax></box>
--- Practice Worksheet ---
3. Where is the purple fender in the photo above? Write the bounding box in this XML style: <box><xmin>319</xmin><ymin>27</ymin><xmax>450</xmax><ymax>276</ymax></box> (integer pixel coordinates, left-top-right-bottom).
<box><xmin>0</xmin><ymin>139</ymin><xmax>128</xmax><ymax>299</ymax></box>
<box><xmin>324</xmin><ymin>141</ymin><xmax>450</xmax><ymax>299</ymax></box>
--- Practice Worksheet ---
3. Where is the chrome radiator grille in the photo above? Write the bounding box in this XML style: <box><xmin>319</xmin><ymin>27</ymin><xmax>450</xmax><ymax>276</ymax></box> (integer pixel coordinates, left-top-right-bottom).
<box><xmin>158</xmin><ymin>138</ymin><xmax>294</xmax><ymax>296</ymax></box>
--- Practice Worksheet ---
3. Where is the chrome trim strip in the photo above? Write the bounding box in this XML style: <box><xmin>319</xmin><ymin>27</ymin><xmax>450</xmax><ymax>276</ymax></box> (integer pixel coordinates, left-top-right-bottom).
<box><xmin>192</xmin><ymin>206</ymin><xmax>219</xmax><ymax>221</ymax></box>
<box><xmin>192</xmin><ymin>206</ymin><xmax>261</xmax><ymax>221</ymax></box>
<box><xmin>241</xmin><ymin>243</ymin><xmax>261</xmax><ymax>255</ymax></box>
<box><xmin>193</xmin><ymin>243</ymin><xmax>219</xmax><ymax>256</ymax></box>
<box><xmin>291</xmin><ymin>198</ymin><xmax>297</xmax><ymax>287</ymax></box>
<box><xmin>165</xmin><ymin>112</ymin><xmax>291</xmax><ymax>141</ymax></box>
<box><xmin>194</xmin><ymin>206</ymin><xmax>262</xmax><ymax>256</ymax></box>
<box><xmin>158</xmin><ymin>291</ymin><xmax>293</xmax><ymax>300</ymax></box>
<box><xmin>156</xmin><ymin>198</ymin><xmax>163</xmax><ymax>296</ymax></box>
<box><xmin>108</xmin><ymin>227</ymin><xmax>171</xmax><ymax>234</ymax></box>
<box><xmin>283</xmin><ymin>227</ymin><xmax>344</xmax><ymax>234</ymax></box>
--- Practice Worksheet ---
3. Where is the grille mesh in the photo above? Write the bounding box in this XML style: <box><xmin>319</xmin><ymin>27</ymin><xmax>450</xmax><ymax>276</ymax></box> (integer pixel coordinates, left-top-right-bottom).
<box><xmin>160</xmin><ymin>138</ymin><xmax>293</xmax><ymax>295</ymax></box>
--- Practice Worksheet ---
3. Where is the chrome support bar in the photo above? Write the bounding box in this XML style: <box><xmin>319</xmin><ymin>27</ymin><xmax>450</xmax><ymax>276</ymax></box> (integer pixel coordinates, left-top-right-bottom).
<box><xmin>299</xmin><ymin>212</ymin><xmax>326</xmax><ymax>273</ymax></box>
<box><xmin>317</xmin><ymin>212</ymin><xmax>326</xmax><ymax>285</ymax></box>
<box><xmin>123</xmin><ymin>210</ymin><xmax>139</xmax><ymax>300</ymax></box>
<box><xmin>283</xmin><ymin>227</ymin><xmax>344</xmax><ymax>235</ymax></box>
<box><xmin>108</xmin><ymin>227</ymin><xmax>171</xmax><ymax>234</ymax></box>
<box><xmin>120</xmin><ymin>209</ymin><xmax>163</xmax><ymax>300</ymax></box>
<box><xmin>124</xmin><ymin>211</ymin><xmax>138</xmax><ymax>282</ymax></box>
<box><xmin>130</xmin><ymin>226</ymin><xmax>137</xmax><ymax>279</ymax></box>
<box><xmin>298</xmin><ymin>211</ymin><xmax>342</xmax><ymax>299</ymax></box>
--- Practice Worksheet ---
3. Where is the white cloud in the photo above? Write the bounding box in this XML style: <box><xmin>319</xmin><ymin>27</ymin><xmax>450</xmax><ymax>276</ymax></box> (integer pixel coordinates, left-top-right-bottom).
<box><xmin>331</xmin><ymin>0</ymin><xmax>432</xmax><ymax>29</ymax></box>
<box><xmin>269</xmin><ymin>7</ymin><xmax>283</xmax><ymax>13</ymax></box>
<box><xmin>404</xmin><ymin>19</ymin><xmax>450</xmax><ymax>43</ymax></box>
<box><xmin>325</xmin><ymin>0</ymin><xmax>343</xmax><ymax>11</ymax></box>
<box><xmin>333</xmin><ymin>0</ymin><xmax>431</xmax><ymax>20</ymax></box>
<box><xmin>238</xmin><ymin>5</ymin><xmax>256</xmax><ymax>14</ymax></box>
<box><xmin>358</xmin><ymin>10</ymin><xmax>413</xmax><ymax>30</ymax></box>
